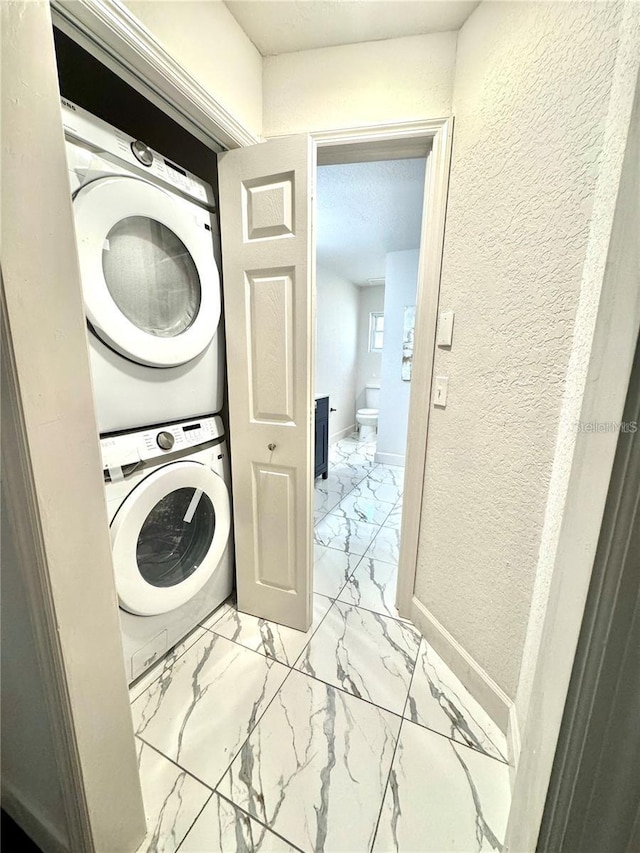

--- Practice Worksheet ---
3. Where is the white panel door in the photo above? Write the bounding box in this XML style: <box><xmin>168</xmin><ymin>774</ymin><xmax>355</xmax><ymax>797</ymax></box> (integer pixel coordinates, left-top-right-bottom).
<box><xmin>218</xmin><ymin>135</ymin><xmax>315</xmax><ymax>631</ymax></box>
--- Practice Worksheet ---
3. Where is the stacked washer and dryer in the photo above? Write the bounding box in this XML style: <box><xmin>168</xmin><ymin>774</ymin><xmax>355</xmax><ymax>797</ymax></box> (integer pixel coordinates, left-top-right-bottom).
<box><xmin>62</xmin><ymin>99</ymin><xmax>233</xmax><ymax>683</ymax></box>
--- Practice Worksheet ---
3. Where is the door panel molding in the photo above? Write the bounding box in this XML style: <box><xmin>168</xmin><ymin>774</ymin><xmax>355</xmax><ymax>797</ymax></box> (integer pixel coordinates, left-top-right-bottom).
<box><xmin>219</xmin><ymin>135</ymin><xmax>315</xmax><ymax>631</ymax></box>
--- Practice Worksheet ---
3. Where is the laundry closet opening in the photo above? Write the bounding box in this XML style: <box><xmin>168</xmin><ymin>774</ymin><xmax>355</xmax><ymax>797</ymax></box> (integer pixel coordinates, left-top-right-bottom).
<box><xmin>312</xmin><ymin>152</ymin><xmax>430</xmax><ymax>621</ymax></box>
<box><xmin>51</xmin><ymin>25</ymin><xmax>235</xmax><ymax>684</ymax></box>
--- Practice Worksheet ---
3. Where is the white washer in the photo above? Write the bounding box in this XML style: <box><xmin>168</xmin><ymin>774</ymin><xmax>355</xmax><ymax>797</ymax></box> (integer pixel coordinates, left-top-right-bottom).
<box><xmin>62</xmin><ymin>98</ymin><xmax>224</xmax><ymax>433</ymax></box>
<box><xmin>101</xmin><ymin>414</ymin><xmax>233</xmax><ymax>683</ymax></box>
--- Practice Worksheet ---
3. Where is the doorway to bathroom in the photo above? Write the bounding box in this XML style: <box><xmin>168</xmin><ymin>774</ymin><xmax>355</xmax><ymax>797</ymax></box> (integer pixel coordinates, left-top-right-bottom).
<box><xmin>312</xmin><ymin>155</ymin><xmax>429</xmax><ymax>621</ymax></box>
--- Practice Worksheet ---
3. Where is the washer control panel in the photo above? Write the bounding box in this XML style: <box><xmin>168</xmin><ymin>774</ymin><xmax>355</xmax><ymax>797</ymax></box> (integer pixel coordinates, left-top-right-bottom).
<box><xmin>101</xmin><ymin>415</ymin><xmax>223</xmax><ymax>470</ymax></box>
<box><xmin>140</xmin><ymin>418</ymin><xmax>218</xmax><ymax>459</ymax></box>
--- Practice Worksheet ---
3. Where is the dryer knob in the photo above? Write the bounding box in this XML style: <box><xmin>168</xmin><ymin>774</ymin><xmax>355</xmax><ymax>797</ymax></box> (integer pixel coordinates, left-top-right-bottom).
<box><xmin>156</xmin><ymin>431</ymin><xmax>175</xmax><ymax>451</ymax></box>
<box><xmin>131</xmin><ymin>140</ymin><xmax>153</xmax><ymax>167</ymax></box>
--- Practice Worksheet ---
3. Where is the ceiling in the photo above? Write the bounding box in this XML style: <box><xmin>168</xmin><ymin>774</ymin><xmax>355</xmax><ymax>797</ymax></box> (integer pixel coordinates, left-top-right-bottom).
<box><xmin>316</xmin><ymin>158</ymin><xmax>426</xmax><ymax>287</ymax></box>
<box><xmin>224</xmin><ymin>0</ymin><xmax>479</xmax><ymax>56</ymax></box>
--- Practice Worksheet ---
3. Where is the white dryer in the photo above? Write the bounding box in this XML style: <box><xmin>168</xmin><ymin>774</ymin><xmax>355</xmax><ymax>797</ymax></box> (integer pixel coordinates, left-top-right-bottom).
<box><xmin>62</xmin><ymin>98</ymin><xmax>224</xmax><ymax>433</ymax></box>
<box><xmin>101</xmin><ymin>415</ymin><xmax>233</xmax><ymax>682</ymax></box>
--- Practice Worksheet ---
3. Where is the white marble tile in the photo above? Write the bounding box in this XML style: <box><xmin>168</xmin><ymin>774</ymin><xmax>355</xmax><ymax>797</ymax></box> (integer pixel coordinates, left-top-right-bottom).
<box><xmin>135</xmin><ymin>739</ymin><xmax>210</xmax><ymax>853</ymax></box>
<box><xmin>384</xmin><ymin>502</ymin><xmax>403</xmax><ymax>531</ymax></box>
<box><xmin>367</xmin><ymin>464</ymin><xmax>405</xmax><ymax>488</ymax></box>
<box><xmin>314</xmin><ymin>469</ymin><xmax>360</xmax><ymax>498</ymax></box>
<box><xmin>350</xmin><ymin>478</ymin><xmax>404</xmax><ymax>505</ymax></box>
<box><xmin>313</xmin><ymin>488</ymin><xmax>343</xmax><ymax>517</ymax></box>
<box><xmin>131</xmin><ymin>632</ymin><xmax>289</xmax><ymax>789</ymax></box>
<box><xmin>313</xmin><ymin>545</ymin><xmax>362</xmax><ymax>597</ymax></box>
<box><xmin>364</xmin><ymin>525</ymin><xmax>401</xmax><ymax>565</ymax></box>
<box><xmin>129</xmin><ymin>627</ymin><xmax>207</xmax><ymax>703</ymax></box>
<box><xmin>329</xmin><ymin>442</ymin><xmax>377</xmax><ymax>468</ymax></box>
<box><xmin>218</xmin><ymin>669</ymin><xmax>401</xmax><ymax>853</ymax></box>
<box><xmin>314</xmin><ymin>514</ymin><xmax>380</xmax><ymax>556</ymax></box>
<box><xmin>180</xmin><ymin>792</ymin><xmax>297</xmax><ymax>853</ymax></box>
<box><xmin>330</xmin><ymin>494</ymin><xmax>394</xmax><ymax>526</ymax></box>
<box><xmin>295</xmin><ymin>600</ymin><xmax>420</xmax><ymax>715</ymax></box>
<box><xmin>373</xmin><ymin>720</ymin><xmax>511</xmax><ymax>852</ymax></box>
<box><xmin>338</xmin><ymin>557</ymin><xmax>400</xmax><ymax>620</ymax></box>
<box><xmin>205</xmin><ymin>594</ymin><xmax>333</xmax><ymax>667</ymax></box>
<box><xmin>407</xmin><ymin>639</ymin><xmax>508</xmax><ymax>763</ymax></box>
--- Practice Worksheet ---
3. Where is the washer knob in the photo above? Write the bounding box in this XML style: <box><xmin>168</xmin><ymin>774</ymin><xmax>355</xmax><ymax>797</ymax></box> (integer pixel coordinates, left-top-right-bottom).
<box><xmin>156</xmin><ymin>431</ymin><xmax>174</xmax><ymax>451</ymax></box>
<box><xmin>131</xmin><ymin>140</ymin><xmax>153</xmax><ymax>167</ymax></box>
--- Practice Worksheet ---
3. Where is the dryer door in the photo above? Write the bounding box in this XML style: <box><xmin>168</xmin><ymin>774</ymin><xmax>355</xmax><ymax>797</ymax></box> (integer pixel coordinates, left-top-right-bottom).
<box><xmin>111</xmin><ymin>461</ymin><xmax>231</xmax><ymax>615</ymax></box>
<box><xmin>73</xmin><ymin>176</ymin><xmax>220</xmax><ymax>367</ymax></box>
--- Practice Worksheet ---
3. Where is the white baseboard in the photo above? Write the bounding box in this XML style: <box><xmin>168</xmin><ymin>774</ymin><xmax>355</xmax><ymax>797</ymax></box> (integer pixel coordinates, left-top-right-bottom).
<box><xmin>330</xmin><ymin>424</ymin><xmax>356</xmax><ymax>444</ymax></box>
<box><xmin>375</xmin><ymin>451</ymin><xmax>405</xmax><ymax>467</ymax></box>
<box><xmin>1</xmin><ymin>777</ymin><xmax>69</xmax><ymax>853</ymax></box>
<box><xmin>409</xmin><ymin>597</ymin><xmax>512</xmax><ymax>733</ymax></box>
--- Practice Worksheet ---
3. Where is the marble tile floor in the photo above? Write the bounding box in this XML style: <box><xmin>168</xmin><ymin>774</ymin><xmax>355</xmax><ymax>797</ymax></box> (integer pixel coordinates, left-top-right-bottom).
<box><xmin>131</xmin><ymin>434</ymin><xmax>510</xmax><ymax>852</ymax></box>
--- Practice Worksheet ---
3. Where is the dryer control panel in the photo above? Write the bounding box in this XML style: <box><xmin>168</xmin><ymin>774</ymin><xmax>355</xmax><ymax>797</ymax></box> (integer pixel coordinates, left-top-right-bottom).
<box><xmin>61</xmin><ymin>98</ymin><xmax>215</xmax><ymax>207</ymax></box>
<box><xmin>100</xmin><ymin>415</ymin><xmax>224</xmax><ymax>470</ymax></box>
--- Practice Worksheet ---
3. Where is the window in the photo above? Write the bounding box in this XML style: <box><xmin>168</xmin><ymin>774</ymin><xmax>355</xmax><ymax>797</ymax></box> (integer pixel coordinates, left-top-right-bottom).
<box><xmin>369</xmin><ymin>312</ymin><xmax>384</xmax><ymax>352</ymax></box>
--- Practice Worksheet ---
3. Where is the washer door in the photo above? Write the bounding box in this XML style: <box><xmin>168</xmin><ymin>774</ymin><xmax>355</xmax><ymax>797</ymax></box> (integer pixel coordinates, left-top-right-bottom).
<box><xmin>111</xmin><ymin>461</ymin><xmax>231</xmax><ymax>615</ymax></box>
<box><xmin>73</xmin><ymin>176</ymin><xmax>220</xmax><ymax>367</ymax></box>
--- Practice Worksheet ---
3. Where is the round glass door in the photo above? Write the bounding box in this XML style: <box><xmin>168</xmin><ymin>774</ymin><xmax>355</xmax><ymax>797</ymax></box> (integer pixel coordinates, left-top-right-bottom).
<box><xmin>103</xmin><ymin>217</ymin><xmax>201</xmax><ymax>338</ymax></box>
<box><xmin>73</xmin><ymin>176</ymin><xmax>221</xmax><ymax>367</ymax></box>
<box><xmin>136</xmin><ymin>487</ymin><xmax>215</xmax><ymax>587</ymax></box>
<box><xmin>111</xmin><ymin>461</ymin><xmax>231</xmax><ymax>616</ymax></box>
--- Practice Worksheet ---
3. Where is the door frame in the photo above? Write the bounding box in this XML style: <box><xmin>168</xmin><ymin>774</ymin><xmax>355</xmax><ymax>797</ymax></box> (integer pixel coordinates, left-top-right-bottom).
<box><xmin>309</xmin><ymin>120</ymin><xmax>453</xmax><ymax>619</ymax></box>
<box><xmin>2</xmin><ymin>3</ymin><xmax>147</xmax><ymax>849</ymax></box>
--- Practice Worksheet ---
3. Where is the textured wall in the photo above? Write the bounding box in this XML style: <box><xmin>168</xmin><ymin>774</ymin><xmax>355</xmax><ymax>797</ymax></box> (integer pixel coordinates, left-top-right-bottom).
<box><xmin>263</xmin><ymin>32</ymin><xmax>456</xmax><ymax>137</ymax></box>
<box><xmin>123</xmin><ymin>0</ymin><xmax>263</xmax><ymax>138</ymax></box>
<box><xmin>413</xmin><ymin>1</ymin><xmax>625</xmax><ymax>698</ymax></box>
<box><xmin>315</xmin><ymin>266</ymin><xmax>359</xmax><ymax>440</ymax></box>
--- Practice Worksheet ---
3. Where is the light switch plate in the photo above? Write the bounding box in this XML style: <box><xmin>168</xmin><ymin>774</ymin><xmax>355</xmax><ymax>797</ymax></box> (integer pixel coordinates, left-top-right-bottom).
<box><xmin>437</xmin><ymin>311</ymin><xmax>455</xmax><ymax>347</ymax></box>
<box><xmin>434</xmin><ymin>376</ymin><xmax>448</xmax><ymax>408</ymax></box>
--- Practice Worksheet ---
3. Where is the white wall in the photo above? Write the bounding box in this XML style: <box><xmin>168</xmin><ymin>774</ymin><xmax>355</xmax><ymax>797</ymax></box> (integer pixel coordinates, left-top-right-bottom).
<box><xmin>412</xmin><ymin>0</ymin><xmax>632</xmax><ymax>702</ymax></box>
<box><xmin>506</xmin><ymin>38</ymin><xmax>639</xmax><ymax>847</ymax></box>
<box><xmin>377</xmin><ymin>250</ymin><xmax>419</xmax><ymax>466</ymax></box>
<box><xmin>263</xmin><ymin>32</ymin><xmax>457</xmax><ymax>137</ymax></box>
<box><xmin>355</xmin><ymin>285</ymin><xmax>385</xmax><ymax>410</ymax></box>
<box><xmin>123</xmin><ymin>0</ymin><xmax>263</xmax><ymax>139</ymax></box>
<box><xmin>1</xmin><ymin>488</ymin><xmax>69</xmax><ymax>851</ymax></box>
<box><xmin>315</xmin><ymin>266</ymin><xmax>359</xmax><ymax>441</ymax></box>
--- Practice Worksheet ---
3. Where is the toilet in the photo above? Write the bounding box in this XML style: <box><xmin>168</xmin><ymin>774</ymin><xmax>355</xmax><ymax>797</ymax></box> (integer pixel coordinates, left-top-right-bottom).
<box><xmin>356</xmin><ymin>383</ymin><xmax>380</xmax><ymax>441</ymax></box>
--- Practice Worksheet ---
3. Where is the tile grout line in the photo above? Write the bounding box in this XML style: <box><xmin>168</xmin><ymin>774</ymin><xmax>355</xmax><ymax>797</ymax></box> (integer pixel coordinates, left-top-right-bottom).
<box><xmin>201</xmin><ymin>595</ymin><xmax>410</xmax><ymax>729</ymax></box>
<box><xmin>199</xmin><ymin>580</ymin><xmax>349</xmax><ymax>800</ymax></box>
<box><xmin>129</xmin><ymin>624</ymin><xmax>214</xmax><ymax>706</ymax></box>
<box><xmin>136</xmin><ymin>735</ymin><xmax>216</xmax><ymax>792</ymax></box>
<box><xmin>212</xmin><ymin>790</ymin><xmax>307</xmax><ymax>853</ymax></box>
<box><xmin>368</xmin><ymin>624</ymin><xmax>423</xmax><ymax>851</ymax></box>
<box><xmin>173</xmin><ymin>790</ymin><xmax>215</xmax><ymax>853</ymax></box>
<box><xmin>197</xmin><ymin>611</ymin><xmax>510</xmax><ymax>765</ymax></box>
<box><xmin>399</xmin><ymin>638</ymin><xmax>510</xmax><ymax>766</ymax></box>
<box><xmin>206</xmin><ymin>666</ymin><xmax>299</xmax><ymax>795</ymax></box>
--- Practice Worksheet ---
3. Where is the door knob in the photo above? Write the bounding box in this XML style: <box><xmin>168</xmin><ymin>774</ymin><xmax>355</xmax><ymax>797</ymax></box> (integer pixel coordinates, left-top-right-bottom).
<box><xmin>268</xmin><ymin>443</ymin><xmax>276</xmax><ymax>451</ymax></box>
